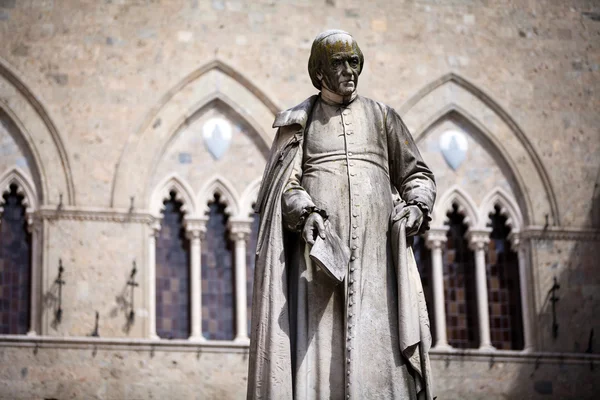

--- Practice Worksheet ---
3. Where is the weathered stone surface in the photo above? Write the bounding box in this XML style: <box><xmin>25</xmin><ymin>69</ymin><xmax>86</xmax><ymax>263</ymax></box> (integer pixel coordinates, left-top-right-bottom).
<box><xmin>0</xmin><ymin>0</ymin><xmax>598</xmax><ymax>398</ymax></box>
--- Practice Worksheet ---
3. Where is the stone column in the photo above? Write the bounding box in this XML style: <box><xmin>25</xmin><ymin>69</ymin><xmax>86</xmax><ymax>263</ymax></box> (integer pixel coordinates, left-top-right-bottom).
<box><xmin>228</xmin><ymin>218</ymin><xmax>252</xmax><ymax>344</ymax></box>
<box><xmin>468</xmin><ymin>229</ymin><xmax>494</xmax><ymax>351</ymax></box>
<box><xmin>147</xmin><ymin>221</ymin><xmax>160</xmax><ymax>340</ymax></box>
<box><xmin>26</xmin><ymin>218</ymin><xmax>42</xmax><ymax>336</ymax></box>
<box><xmin>425</xmin><ymin>228</ymin><xmax>451</xmax><ymax>350</ymax></box>
<box><xmin>185</xmin><ymin>218</ymin><xmax>207</xmax><ymax>342</ymax></box>
<box><xmin>510</xmin><ymin>232</ymin><xmax>534</xmax><ymax>352</ymax></box>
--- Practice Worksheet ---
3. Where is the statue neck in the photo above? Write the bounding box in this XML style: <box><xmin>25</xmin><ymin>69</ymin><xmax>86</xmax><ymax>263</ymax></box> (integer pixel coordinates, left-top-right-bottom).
<box><xmin>320</xmin><ymin>85</ymin><xmax>357</xmax><ymax>106</ymax></box>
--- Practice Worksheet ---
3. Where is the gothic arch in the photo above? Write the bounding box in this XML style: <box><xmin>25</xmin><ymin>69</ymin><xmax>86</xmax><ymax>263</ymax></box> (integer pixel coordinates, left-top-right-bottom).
<box><xmin>433</xmin><ymin>185</ymin><xmax>479</xmax><ymax>229</ymax></box>
<box><xmin>0</xmin><ymin>57</ymin><xmax>75</xmax><ymax>205</ymax></box>
<box><xmin>197</xmin><ymin>175</ymin><xmax>240</xmax><ymax>217</ymax></box>
<box><xmin>111</xmin><ymin>60</ymin><xmax>278</xmax><ymax>209</ymax></box>
<box><xmin>401</xmin><ymin>73</ymin><xmax>558</xmax><ymax>226</ymax></box>
<box><xmin>0</xmin><ymin>167</ymin><xmax>38</xmax><ymax>222</ymax></box>
<box><xmin>149</xmin><ymin>174</ymin><xmax>196</xmax><ymax>218</ymax></box>
<box><xmin>479</xmin><ymin>187</ymin><xmax>524</xmax><ymax>233</ymax></box>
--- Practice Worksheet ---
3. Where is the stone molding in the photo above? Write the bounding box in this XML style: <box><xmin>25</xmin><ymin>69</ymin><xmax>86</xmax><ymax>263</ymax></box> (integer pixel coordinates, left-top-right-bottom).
<box><xmin>521</xmin><ymin>226</ymin><xmax>600</xmax><ymax>242</ymax></box>
<box><xmin>36</xmin><ymin>206</ymin><xmax>155</xmax><ymax>224</ymax></box>
<box><xmin>31</xmin><ymin>206</ymin><xmax>600</xmax><ymax>242</ymax></box>
<box><xmin>1</xmin><ymin>335</ymin><xmax>599</xmax><ymax>364</ymax></box>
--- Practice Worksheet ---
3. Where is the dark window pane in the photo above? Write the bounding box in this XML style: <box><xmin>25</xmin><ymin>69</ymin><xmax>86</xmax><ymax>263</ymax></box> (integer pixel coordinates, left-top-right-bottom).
<box><xmin>202</xmin><ymin>197</ymin><xmax>235</xmax><ymax>340</ymax></box>
<box><xmin>443</xmin><ymin>204</ymin><xmax>478</xmax><ymax>349</ymax></box>
<box><xmin>0</xmin><ymin>184</ymin><xmax>31</xmax><ymax>334</ymax></box>
<box><xmin>156</xmin><ymin>192</ymin><xmax>190</xmax><ymax>339</ymax></box>
<box><xmin>486</xmin><ymin>205</ymin><xmax>524</xmax><ymax>350</ymax></box>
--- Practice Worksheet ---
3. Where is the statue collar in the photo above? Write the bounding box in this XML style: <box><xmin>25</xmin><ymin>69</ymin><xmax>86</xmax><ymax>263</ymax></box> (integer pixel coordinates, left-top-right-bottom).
<box><xmin>320</xmin><ymin>86</ymin><xmax>357</xmax><ymax>106</ymax></box>
<box><xmin>273</xmin><ymin>95</ymin><xmax>319</xmax><ymax>129</ymax></box>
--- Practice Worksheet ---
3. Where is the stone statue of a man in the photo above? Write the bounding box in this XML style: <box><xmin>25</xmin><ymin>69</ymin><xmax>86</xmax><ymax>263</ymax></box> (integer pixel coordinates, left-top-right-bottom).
<box><xmin>248</xmin><ymin>30</ymin><xmax>436</xmax><ymax>400</ymax></box>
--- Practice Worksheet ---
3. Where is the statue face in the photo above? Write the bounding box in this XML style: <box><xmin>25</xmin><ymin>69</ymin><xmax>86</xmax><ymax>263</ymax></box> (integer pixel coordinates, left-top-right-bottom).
<box><xmin>317</xmin><ymin>34</ymin><xmax>361</xmax><ymax>96</ymax></box>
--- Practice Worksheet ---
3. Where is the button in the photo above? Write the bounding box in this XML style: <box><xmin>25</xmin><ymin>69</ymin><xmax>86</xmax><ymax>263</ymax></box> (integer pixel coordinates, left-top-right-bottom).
<box><xmin>352</xmin><ymin>235</ymin><xmax>357</xmax><ymax>239</ymax></box>
<box><xmin>349</xmin><ymin>290</ymin><xmax>354</xmax><ymax>295</ymax></box>
<box><xmin>352</xmin><ymin>213</ymin><xmax>358</xmax><ymax>217</ymax></box>
<box><xmin>345</xmin><ymin>121</ymin><xmax>352</xmax><ymax>125</ymax></box>
<box><xmin>352</xmin><ymin>224</ymin><xmax>357</xmax><ymax>228</ymax></box>
<box><xmin>350</xmin><ymin>256</ymin><xmax>356</xmax><ymax>261</ymax></box>
<box><xmin>349</xmin><ymin>163</ymin><xmax>355</xmax><ymax>167</ymax></box>
<box><xmin>350</xmin><ymin>267</ymin><xmax>355</xmax><ymax>272</ymax></box>
<box><xmin>352</xmin><ymin>245</ymin><xmax>357</xmax><ymax>250</ymax></box>
<box><xmin>348</xmin><ymin>152</ymin><xmax>353</xmax><ymax>156</ymax></box>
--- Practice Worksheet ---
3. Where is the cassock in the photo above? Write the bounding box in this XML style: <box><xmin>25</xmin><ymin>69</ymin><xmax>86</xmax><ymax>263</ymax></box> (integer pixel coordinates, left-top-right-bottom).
<box><xmin>248</xmin><ymin>93</ymin><xmax>436</xmax><ymax>400</ymax></box>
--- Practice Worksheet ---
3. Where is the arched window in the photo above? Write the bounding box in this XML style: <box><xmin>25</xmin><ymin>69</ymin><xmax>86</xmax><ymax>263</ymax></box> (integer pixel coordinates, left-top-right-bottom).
<box><xmin>413</xmin><ymin>235</ymin><xmax>435</xmax><ymax>340</ymax></box>
<box><xmin>0</xmin><ymin>183</ymin><xmax>31</xmax><ymax>334</ymax></box>
<box><xmin>487</xmin><ymin>205</ymin><xmax>524</xmax><ymax>350</ymax></box>
<box><xmin>444</xmin><ymin>204</ymin><xmax>478</xmax><ymax>349</ymax></box>
<box><xmin>201</xmin><ymin>195</ymin><xmax>235</xmax><ymax>340</ymax></box>
<box><xmin>246</xmin><ymin>213</ymin><xmax>260</xmax><ymax>334</ymax></box>
<box><xmin>155</xmin><ymin>191</ymin><xmax>190</xmax><ymax>339</ymax></box>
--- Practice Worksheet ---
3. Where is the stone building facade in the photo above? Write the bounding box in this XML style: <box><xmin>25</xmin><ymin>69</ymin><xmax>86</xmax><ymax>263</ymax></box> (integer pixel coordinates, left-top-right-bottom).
<box><xmin>0</xmin><ymin>0</ymin><xmax>599</xmax><ymax>398</ymax></box>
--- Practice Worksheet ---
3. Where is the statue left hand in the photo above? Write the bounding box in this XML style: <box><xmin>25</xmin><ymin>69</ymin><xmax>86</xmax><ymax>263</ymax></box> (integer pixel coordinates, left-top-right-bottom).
<box><xmin>391</xmin><ymin>204</ymin><xmax>423</xmax><ymax>236</ymax></box>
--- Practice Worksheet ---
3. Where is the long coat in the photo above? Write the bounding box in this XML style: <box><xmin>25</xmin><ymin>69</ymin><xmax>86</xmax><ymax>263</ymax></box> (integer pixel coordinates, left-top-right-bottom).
<box><xmin>247</xmin><ymin>95</ymin><xmax>436</xmax><ymax>400</ymax></box>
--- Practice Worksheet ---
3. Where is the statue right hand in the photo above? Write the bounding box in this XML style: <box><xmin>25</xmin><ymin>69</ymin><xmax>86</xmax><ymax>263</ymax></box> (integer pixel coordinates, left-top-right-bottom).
<box><xmin>302</xmin><ymin>212</ymin><xmax>326</xmax><ymax>245</ymax></box>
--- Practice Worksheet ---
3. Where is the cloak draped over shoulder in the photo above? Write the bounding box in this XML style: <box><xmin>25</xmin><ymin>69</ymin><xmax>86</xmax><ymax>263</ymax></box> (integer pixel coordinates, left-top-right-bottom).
<box><xmin>248</xmin><ymin>94</ymin><xmax>436</xmax><ymax>400</ymax></box>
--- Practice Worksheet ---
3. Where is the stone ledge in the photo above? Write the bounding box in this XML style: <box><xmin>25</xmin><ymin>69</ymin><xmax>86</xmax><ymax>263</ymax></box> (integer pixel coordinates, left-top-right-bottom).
<box><xmin>2</xmin><ymin>335</ymin><xmax>598</xmax><ymax>365</ymax></box>
<box><xmin>430</xmin><ymin>347</ymin><xmax>600</xmax><ymax>365</ymax></box>
<box><xmin>0</xmin><ymin>335</ymin><xmax>249</xmax><ymax>354</ymax></box>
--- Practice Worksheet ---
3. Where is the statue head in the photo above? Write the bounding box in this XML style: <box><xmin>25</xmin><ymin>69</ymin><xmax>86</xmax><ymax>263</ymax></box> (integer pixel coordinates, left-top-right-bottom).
<box><xmin>308</xmin><ymin>30</ymin><xmax>364</xmax><ymax>96</ymax></box>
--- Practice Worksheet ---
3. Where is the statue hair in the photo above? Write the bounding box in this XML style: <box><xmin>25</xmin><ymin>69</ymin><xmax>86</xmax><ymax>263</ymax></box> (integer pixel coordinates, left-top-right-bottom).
<box><xmin>308</xmin><ymin>29</ymin><xmax>364</xmax><ymax>90</ymax></box>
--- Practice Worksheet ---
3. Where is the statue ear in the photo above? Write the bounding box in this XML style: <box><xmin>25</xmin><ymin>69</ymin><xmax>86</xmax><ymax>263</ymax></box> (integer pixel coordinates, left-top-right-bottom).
<box><xmin>316</xmin><ymin>71</ymin><xmax>323</xmax><ymax>81</ymax></box>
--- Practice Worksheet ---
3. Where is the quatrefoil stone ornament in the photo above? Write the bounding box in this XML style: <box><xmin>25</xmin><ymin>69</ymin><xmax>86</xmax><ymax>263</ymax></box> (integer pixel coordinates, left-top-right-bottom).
<box><xmin>440</xmin><ymin>129</ymin><xmax>468</xmax><ymax>171</ymax></box>
<box><xmin>203</xmin><ymin>118</ymin><xmax>232</xmax><ymax>160</ymax></box>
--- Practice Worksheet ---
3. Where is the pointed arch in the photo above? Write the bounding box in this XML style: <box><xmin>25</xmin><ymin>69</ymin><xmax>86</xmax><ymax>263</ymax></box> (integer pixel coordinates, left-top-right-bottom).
<box><xmin>0</xmin><ymin>167</ymin><xmax>39</xmax><ymax>217</ymax></box>
<box><xmin>197</xmin><ymin>175</ymin><xmax>240</xmax><ymax>217</ymax></box>
<box><xmin>149</xmin><ymin>174</ymin><xmax>196</xmax><ymax>218</ymax></box>
<box><xmin>433</xmin><ymin>185</ymin><xmax>479</xmax><ymax>229</ymax></box>
<box><xmin>0</xmin><ymin>57</ymin><xmax>75</xmax><ymax>205</ymax></box>
<box><xmin>479</xmin><ymin>187</ymin><xmax>524</xmax><ymax>232</ymax></box>
<box><xmin>401</xmin><ymin>73</ymin><xmax>558</xmax><ymax>226</ymax></box>
<box><xmin>240</xmin><ymin>177</ymin><xmax>262</xmax><ymax>218</ymax></box>
<box><xmin>111</xmin><ymin>60</ymin><xmax>278</xmax><ymax>209</ymax></box>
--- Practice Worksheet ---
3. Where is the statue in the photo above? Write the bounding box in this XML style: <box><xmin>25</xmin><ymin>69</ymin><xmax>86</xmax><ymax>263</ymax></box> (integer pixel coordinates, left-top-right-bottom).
<box><xmin>248</xmin><ymin>29</ymin><xmax>437</xmax><ymax>400</ymax></box>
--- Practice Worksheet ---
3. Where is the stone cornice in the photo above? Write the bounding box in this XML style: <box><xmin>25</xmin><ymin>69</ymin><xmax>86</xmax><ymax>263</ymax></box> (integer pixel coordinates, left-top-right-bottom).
<box><xmin>31</xmin><ymin>207</ymin><xmax>600</xmax><ymax>241</ymax></box>
<box><xmin>36</xmin><ymin>206</ymin><xmax>155</xmax><ymax>224</ymax></box>
<box><xmin>521</xmin><ymin>226</ymin><xmax>600</xmax><ymax>242</ymax></box>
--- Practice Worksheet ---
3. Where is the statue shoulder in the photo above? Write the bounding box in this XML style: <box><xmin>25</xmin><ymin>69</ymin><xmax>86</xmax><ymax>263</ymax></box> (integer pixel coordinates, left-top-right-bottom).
<box><xmin>273</xmin><ymin>95</ymin><xmax>319</xmax><ymax>129</ymax></box>
<box><xmin>357</xmin><ymin>95</ymin><xmax>393</xmax><ymax>118</ymax></box>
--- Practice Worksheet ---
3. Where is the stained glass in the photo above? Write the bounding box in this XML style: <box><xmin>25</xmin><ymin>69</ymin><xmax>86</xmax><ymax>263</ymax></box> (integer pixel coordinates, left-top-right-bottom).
<box><xmin>201</xmin><ymin>197</ymin><xmax>235</xmax><ymax>340</ymax></box>
<box><xmin>0</xmin><ymin>184</ymin><xmax>31</xmax><ymax>334</ymax></box>
<box><xmin>155</xmin><ymin>192</ymin><xmax>190</xmax><ymax>339</ymax></box>
<box><xmin>487</xmin><ymin>205</ymin><xmax>523</xmax><ymax>350</ymax></box>
<box><xmin>443</xmin><ymin>204</ymin><xmax>478</xmax><ymax>348</ymax></box>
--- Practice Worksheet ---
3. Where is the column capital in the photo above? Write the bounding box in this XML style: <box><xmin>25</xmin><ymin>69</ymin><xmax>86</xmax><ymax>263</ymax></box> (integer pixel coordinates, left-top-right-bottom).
<box><xmin>185</xmin><ymin>217</ymin><xmax>208</xmax><ymax>240</ymax></box>
<box><xmin>425</xmin><ymin>227</ymin><xmax>448</xmax><ymax>249</ymax></box>
<box><xmin>508</xmin><ymin>231</ymin><xmax>524</xmax><ymax>250</ymax></box>
<box><xmin>149</xmin><ymin>220</ymin><xmax>161</xmax><ymax>237</ymax></box>
<box><xmin>26</xmin><ymin>214</ymin><xmax>43</xmax><ymax>234</ymax></box>
<box><xmin>467</xmin><ymin>228</ymin><xmax>492</xmax><ymax>251</ymax></box>
<box><xmin>228</xmin><ymin>218</ymin><xmax>253</xmax><ymax>242</ymax></box>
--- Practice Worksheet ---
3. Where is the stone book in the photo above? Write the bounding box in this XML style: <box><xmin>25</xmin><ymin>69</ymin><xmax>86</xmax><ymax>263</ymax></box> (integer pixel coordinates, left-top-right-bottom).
<box><xmin>309</xmin><ymin>224</ymin><xmax>350</xmax><ymax>284</ymax></box>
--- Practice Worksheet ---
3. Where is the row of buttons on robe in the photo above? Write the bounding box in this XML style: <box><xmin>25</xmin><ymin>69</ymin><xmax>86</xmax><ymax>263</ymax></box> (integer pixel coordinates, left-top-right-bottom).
<box><xmin>340</xmin><ymin>106</ymin><xmax>357</xmax><ymax>399</ymax></box>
